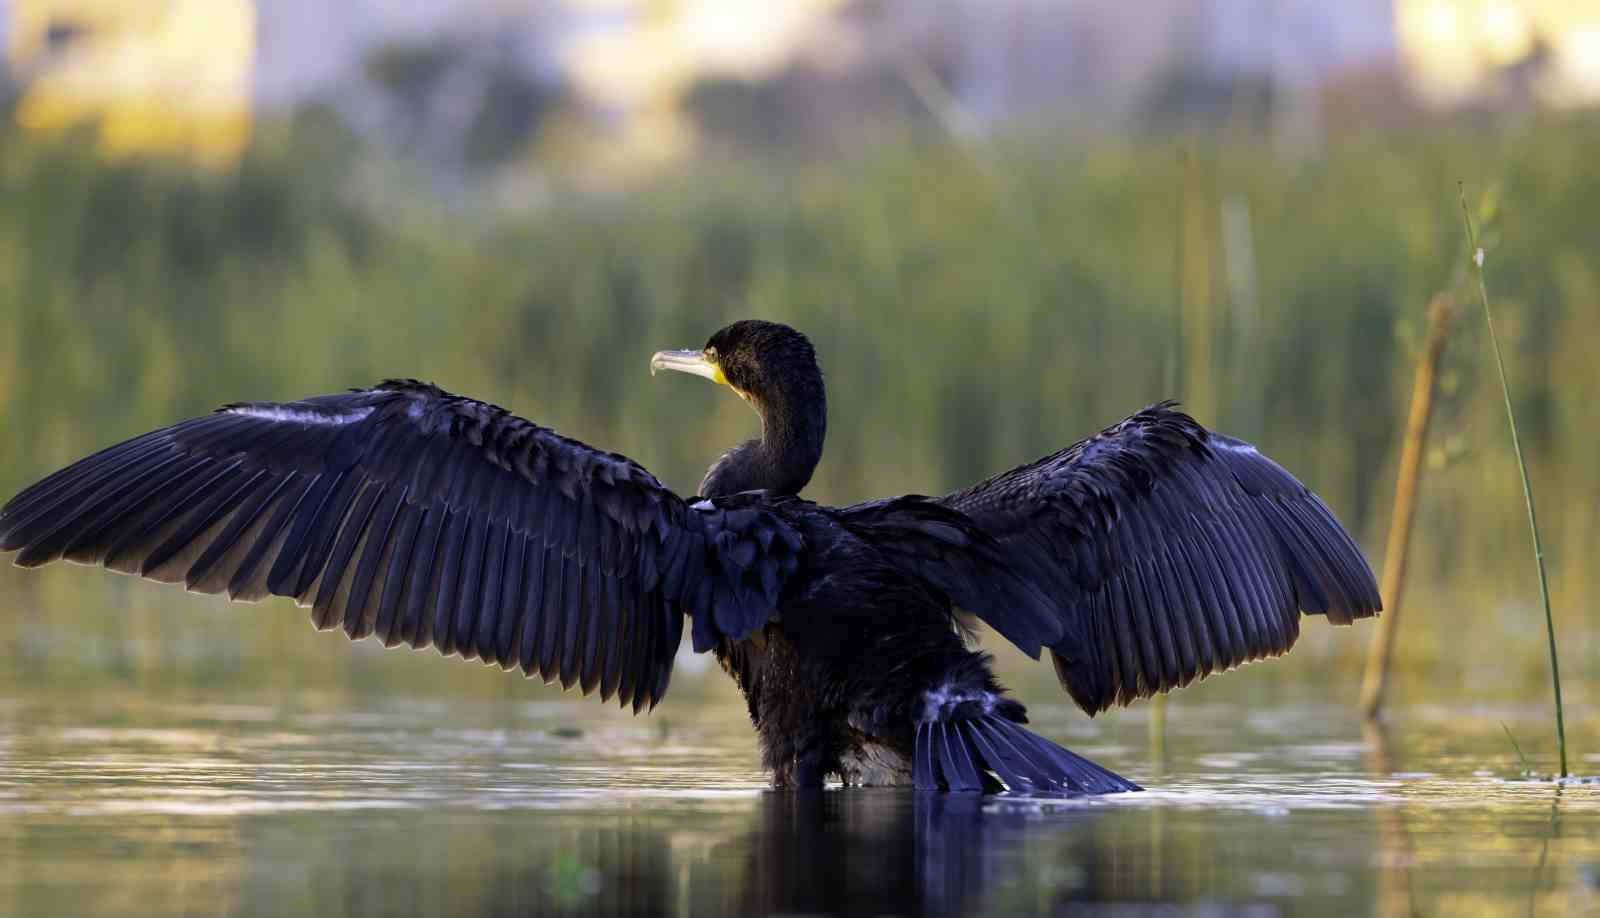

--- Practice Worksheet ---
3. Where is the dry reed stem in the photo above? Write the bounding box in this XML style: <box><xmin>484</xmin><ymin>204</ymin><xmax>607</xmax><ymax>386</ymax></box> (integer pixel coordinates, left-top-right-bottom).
<box><xmin>1361</xmin><ymin>292</ymin><xmax>1455</xmax><ymax>721</ymax></box>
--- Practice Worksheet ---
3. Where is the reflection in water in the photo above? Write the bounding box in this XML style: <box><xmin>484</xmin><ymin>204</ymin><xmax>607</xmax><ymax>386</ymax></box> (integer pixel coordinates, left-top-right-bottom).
<box><xmin>731</xmin><ymin>791</ymin><xmax>1096</xmax><ymax>917</ymax></box>
<box><xmin>1363</xmin><ymin>720</ymin><xmax>1414</xmax><ymax>918</ymax></box>
<box><xmin>1526</xmin><ymin>785</ymin><xmax>1562</xmax><ymax>917</ymax></box>
<box><xmin>244</xmin><ymin>792</ymin><xmax>1112</xmax><ymax>917</ymax></box>
<box><xmin>237</xmin><ymin>791</ymin><xmax>1192</xmax><ymax>917</ymax></box>
<box><xmin>2</xmin><ymin>694</ymin><xmax>1600</xmax><ymax>917</ymax></box>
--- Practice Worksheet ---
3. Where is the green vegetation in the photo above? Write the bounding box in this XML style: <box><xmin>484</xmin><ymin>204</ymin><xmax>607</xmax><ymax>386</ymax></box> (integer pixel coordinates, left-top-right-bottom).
<box><xmin>1502</xmin><ymin>721</ymin><xmax>1533</xmax><ymax>775</ymax></box>
<box><xmin>1462</xmin><ymin>184</ymin><xmax>1566</xmax><ymax>778</ymax></box>
<box><xmin>1</xmin><ymin>116</ymin><xmax>1597</xmax><ymax>732</ymax></box>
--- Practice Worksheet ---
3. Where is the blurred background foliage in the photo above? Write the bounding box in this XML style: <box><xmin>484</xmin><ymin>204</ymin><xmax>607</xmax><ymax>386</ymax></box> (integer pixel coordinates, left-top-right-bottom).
<box><xmin>3</xmin><ymin>111</ymin><xmax>1598</xmax><ymax>714</ymax></box>
<box><xmin>0</xmin><ymin>1</ymin><xmax>1598</xmax><ymax>733</ymax></box>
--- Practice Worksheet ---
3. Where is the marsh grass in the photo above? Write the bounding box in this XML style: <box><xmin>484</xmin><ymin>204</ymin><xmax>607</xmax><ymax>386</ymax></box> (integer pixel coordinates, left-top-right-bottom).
<box><xmin>1501</xmin><ymin>721</ymin><xmax>1532</xmax><ymax>774</ymax></box>
<box><xmin>2</xmin><ymin>119</ymin><xmax>1600</xmax><ymax>703</ymax></box>
<box><xmin>1460</xmin><ymin>184</ymin><xmax>1567</xmax><ymax>778</ymax></box>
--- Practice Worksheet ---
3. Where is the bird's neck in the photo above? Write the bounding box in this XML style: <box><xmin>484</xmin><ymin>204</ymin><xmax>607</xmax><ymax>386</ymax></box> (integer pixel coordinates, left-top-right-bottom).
<box><xmin>700</xmin><ymin>389</ymin><xmax>825</xmax><ymax>499</ymax></box>
<box><xmin>757</xmin><ymin>394</ymin><xmax>826</xmax><ymax>494</ymax></box>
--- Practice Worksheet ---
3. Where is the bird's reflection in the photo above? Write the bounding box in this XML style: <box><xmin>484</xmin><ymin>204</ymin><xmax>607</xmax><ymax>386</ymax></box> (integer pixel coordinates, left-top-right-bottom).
<box><xmin>81</xmin><ymin>781</ymin><xmax>1314</xmax><ymax>917</ymax></box>
<box><xmin>524</xmin><ymin>796</ymin><xmax>1113</xmax><ymax>914</ymax></box>
<box><xmin>725</xmin><ymin>790</ymin><xmax>1092</xmax><ymax>917</ymax></box>
<box><xmin>448</xmin><ymin>790</ymin><xmax>1107</xmax><ymax>917</ymax></box>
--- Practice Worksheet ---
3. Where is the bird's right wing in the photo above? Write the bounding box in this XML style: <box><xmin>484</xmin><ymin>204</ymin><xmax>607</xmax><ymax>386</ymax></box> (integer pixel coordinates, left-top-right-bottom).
<box><xmin>0</xmin><ymin>380</ymin><xmax>802</xmax><ymax>711</ymax></box>
<box><xmin>933</xmin><ymin>403</ymin><xmax>1381</xmax><ymax>715</ymax></box>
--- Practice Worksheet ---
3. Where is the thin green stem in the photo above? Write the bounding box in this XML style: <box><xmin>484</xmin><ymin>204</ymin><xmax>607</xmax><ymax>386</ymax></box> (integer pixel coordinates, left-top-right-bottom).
<box><xmin>1460</xmin><ymin>184</ymin><xmax>1566</xmax><ymax>778</ymax></box>
<box><xmin>1501</xmin><ymin>721</ymin><xmax>1531</xmax><ymax>774</ymax></box>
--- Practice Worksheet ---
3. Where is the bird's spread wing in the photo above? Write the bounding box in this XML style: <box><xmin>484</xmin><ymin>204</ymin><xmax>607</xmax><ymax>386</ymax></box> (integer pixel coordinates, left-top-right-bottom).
<box><xmin>934</xmin><ymin>403</ymin><xmax>1381</xmax><ymax>715</ymax></box>
<box><xmin>0</xmin><ymin>380</ymin><xmax>801</xmax><ymax>711</ymax></box>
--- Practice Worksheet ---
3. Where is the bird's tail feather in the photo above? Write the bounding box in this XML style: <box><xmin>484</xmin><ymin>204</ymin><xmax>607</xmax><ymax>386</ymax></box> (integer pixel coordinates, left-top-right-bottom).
<box><xmin>913</xmin><ymin>714</ymin><xmax>1139</xmax><ymax>796</ymax></box>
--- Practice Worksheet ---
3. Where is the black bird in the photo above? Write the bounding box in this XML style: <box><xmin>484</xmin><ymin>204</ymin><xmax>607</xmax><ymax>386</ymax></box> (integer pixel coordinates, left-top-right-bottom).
<box><xmin>0</xmin><ymin>320</ymin><xmax>1380</xmax><ymax>794</ymax></box>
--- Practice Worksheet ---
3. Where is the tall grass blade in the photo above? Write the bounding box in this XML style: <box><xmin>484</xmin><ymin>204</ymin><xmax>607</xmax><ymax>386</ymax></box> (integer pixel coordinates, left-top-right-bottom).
<box><xmin>1459</xmin><ymin>184</ymin><xmax>1566</xmax><ymax>778</ymax></box>
<box><xmin>1501</xmin><ymin>721</ymin><xmax>1531</xmax><ymax>774</ymax></box>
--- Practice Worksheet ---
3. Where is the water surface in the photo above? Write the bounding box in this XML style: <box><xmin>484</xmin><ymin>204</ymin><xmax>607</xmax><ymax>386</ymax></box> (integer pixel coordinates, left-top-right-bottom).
<box><xmin>1</xmin><ymin>685</ymin><xmax>1596</xmax><ymax>917</ymax></box>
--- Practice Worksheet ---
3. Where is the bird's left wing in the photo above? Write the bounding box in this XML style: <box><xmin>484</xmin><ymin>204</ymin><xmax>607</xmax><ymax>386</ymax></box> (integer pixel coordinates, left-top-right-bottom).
<box><xmin>923</xmin><ymin>403</ymin><xmax>1381</xmax><ymax>715</ymax></box>
<box><xmin>0</xmin><ymin>380</ymin><xmax>801</xmax><ymax>710</ymax></box>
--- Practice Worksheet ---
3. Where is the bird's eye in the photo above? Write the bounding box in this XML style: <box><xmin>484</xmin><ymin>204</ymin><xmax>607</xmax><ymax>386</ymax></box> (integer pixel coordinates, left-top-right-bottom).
<box><xmin>705</xmin><ymin>347</ymin><xmax>718</xmax><ymax>360</ymax></box>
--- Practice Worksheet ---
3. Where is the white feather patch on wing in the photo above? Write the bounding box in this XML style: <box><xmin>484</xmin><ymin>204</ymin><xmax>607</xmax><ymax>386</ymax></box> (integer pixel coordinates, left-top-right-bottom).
<box><xmin>225</xmin><ymin>405</ymin><xmax>375</xmax><ymax>426</ymax></box>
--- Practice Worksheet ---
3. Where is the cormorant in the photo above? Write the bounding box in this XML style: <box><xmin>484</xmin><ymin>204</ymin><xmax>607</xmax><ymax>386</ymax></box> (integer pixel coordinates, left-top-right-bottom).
<box><xmin>0</xmin><ymin>320</ymin><xmax>1380</xmax><ymax>794</ymax></box>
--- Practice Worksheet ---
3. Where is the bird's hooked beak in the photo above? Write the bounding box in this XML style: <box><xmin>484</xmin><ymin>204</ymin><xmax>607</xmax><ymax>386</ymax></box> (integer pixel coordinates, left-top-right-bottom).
<box><xmin>650</xmin><ymin>349</ymin><xmax>728</xmax><ymax>385</ymax></box>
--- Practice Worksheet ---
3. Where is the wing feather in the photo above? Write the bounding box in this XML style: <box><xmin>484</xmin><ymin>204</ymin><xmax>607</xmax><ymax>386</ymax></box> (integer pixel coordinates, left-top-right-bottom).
<box><xmin>223</xmin><ymin>473</ymin><xmax>316</xmax><ymax>600</ymax></box>
<box><xmin>396</xmin><ymin>504</ymin><xmax>443</xmax><ymax>648</ymax></box>
<box><xmin>558</xmin><ymin>555</ymin><xmax>585</xmax><ymax>690</ymax></box>
<box><xmin>313</xmin><ymin>479</ymin><xmax>383</xmax><ymax>626</ymax></box>
<box><xmin>265</xmin><ymin>469</ymin><xmax>347</xmax><ymax>598</ymax></box>
<box><xmin>345</xmin><ymin>484</ymin><xmax>408</xmax><ymax>640</ymax></box>
<box><xmin>374</xmin><ymin>502</ymin><xmax>423</xmax><ymax>646</ymax></box>
<box><xmin>516</xmin><ymin>542</ymin><xmax>548</xmax><ymax>676</ymax></box>
<box><xmin>117</xmin><ymin>463</ymin><xmax>260</xmax><ymax>576</ymax></box>
<box><xmin>451</xmin><ymin>505</ymin><xmax>491</xmax><ymax>659</ymax></box>
<box><xmin>488</xmin><ymin>529</ymin><xmax>526</xmax><ymax>667</ymax></box>
<box><xmin>536</xmin><ymin>547</ymin><xmax>566</xmax><ymax>682</ymax></box>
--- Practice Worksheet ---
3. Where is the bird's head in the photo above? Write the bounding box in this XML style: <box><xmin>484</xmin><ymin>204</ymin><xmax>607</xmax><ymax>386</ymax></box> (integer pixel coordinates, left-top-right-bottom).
<box><xmin>651</xmin><ymin>320</ymin><xmax>826</xmax><ymax>497</ymax></box>
<box><xmin>650</xmin><ymin>320</ymin><xmax>821</xmax><ymax>410</ymax></box>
